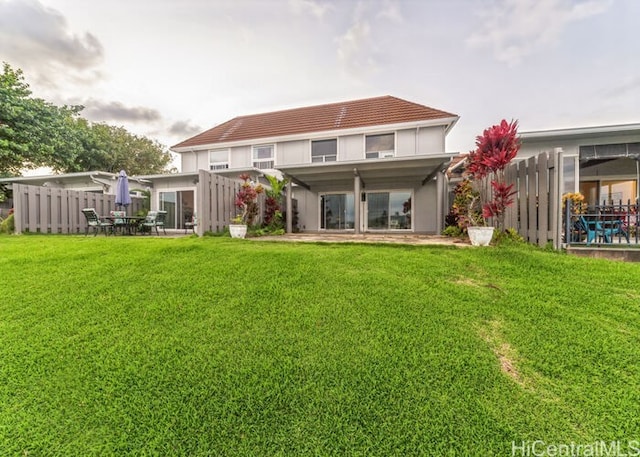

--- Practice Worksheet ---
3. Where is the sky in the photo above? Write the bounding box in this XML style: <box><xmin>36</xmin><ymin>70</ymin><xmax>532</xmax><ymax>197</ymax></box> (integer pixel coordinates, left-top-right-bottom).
<box><xmin>1</xmin><ymin>0</ymin><xmax>639</xmax><ymax>172</ymax></box>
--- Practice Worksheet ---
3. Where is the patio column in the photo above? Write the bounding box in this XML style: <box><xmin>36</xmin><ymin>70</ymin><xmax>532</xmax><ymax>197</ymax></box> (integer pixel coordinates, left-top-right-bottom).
<box><xmin>354</xmin><ymin>169</ymin><xmax>361</xmax><ymax>234</ymax></box>
<box><xmin>436</xmin><ymin>170</ymin><xmax>444</xmax><ymax>234</ymax></box>
<box><xmin>286</xmin><ymin>179</ymin><xmax>293</xmax><ymax>233</ymax></box>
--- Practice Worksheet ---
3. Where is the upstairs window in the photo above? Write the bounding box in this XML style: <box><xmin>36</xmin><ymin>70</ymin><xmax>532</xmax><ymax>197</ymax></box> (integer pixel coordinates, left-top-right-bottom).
<box><xmin>311</xmin><ymin>139</ymin><xmax>337</xmax><ymax>163</ymax></box>
<box><xmin>253</xmin><ymin>145</ymin><xmax>274</xmax><ymax>169</ymax></box>
<box><xmin>365</xmin><ymin>133</ymin><xmax>395</xmax><ymax>159</ymax></box>
<box><xmin>209</xmin><ymin>149</ymin><xmax>229</xmax><ymax>170</ymax></box>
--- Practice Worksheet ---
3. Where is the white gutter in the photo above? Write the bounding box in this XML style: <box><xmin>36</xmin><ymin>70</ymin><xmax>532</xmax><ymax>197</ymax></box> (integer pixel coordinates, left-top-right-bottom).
<box><xmin>521</xmin><ymin>123</ymin><xmax>640</xmax><ymax>140</ymax></box>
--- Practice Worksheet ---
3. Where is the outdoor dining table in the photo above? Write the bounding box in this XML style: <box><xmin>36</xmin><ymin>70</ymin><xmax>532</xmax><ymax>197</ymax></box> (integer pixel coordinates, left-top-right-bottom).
<box><xmin>103</xmin><ymin>215</ymin><xmax>145</xmax><ymax>235</ymax></box>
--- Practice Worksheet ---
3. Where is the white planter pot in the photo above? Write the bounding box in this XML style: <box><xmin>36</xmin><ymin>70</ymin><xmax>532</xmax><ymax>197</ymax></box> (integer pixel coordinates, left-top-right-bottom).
<box><xmin>467</xmin><ymin>226</ymin><xmax>495</xmax><ymax>246</ymax></box>
<box><xmin>229</xmin><ymin>224</ymin><xmax>247</xmax><ymax>239</ymax></box>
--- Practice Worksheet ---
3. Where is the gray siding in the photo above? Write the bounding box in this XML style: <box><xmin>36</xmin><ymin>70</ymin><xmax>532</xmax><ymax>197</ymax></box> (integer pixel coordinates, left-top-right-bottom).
<box><xmin>339</xmin><ymin>135</ymin><xmax>362</xmax><ymax>161</ymax></box>
<box><xmin>292</xmin><ymin>187</ymin><xmax>317</xmax><ymax>231</ymax></box>
<box><xmin>181</xmin><ymin>152</ymin><xmax>198</xmax><ymax>172</ymax></box>
<box><xmin>230</xmin><ymin>145</ymin><xmax>251</xmax><ymax>168</ymax></box>
<box><xmin>182</xmin><ymin>150</ymin><xmax>211</xmax><ymax>173</ymax></box>
<box><xmin>278</xmin><ymin>140</ymin><xmax>308</xmax><ymax>166</ymax></box>
<box><xmin>396</xmin><ymin>129</ymin><xmax>416</xmax><ymax>157</ymax></box>
<box><xmin>417</xmin><ymin>126</ymin><xmax>445</xmax><ymax>154</ymax></box>
<box><xmin>413</xmin><ymin>182</ymin><xmax>438</xmax><ymax>233</ymax></box>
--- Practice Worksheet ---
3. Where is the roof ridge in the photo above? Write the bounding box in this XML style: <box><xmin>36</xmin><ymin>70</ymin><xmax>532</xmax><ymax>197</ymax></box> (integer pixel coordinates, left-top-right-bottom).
<box><xmin>232</xmin><ymin>95</ymin><xmax>394</xmax><ymax>120</ymax></box>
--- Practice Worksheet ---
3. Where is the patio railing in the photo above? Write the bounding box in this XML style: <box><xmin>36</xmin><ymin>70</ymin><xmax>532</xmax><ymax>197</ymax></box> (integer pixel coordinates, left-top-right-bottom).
<box><xmin>564</xmin><ymin>200</ymin><xmax>639</xmax><ymax>246</ymax></box>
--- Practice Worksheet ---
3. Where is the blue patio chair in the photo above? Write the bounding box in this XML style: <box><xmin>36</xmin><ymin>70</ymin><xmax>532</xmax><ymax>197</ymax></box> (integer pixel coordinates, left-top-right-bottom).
<box><xmin>82</xmin><ymin>208</ymin><xmax>114</xmax><ymax>236</ymax></box>
<box><xmin>578</xmin><ymin>216</ymin><xmax>628</xmax><ymax>245</ymax></box>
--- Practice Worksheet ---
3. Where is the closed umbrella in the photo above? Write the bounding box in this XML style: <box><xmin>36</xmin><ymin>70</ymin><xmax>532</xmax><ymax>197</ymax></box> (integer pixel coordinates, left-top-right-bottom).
<box><xmin>115</xmin><ymin>170</ymin><xmax>132</xmax><ymax>210</ymax></box>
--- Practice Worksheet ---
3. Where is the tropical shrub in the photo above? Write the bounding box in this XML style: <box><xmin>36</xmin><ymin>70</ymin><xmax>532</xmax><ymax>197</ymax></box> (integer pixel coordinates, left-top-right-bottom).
<box><xmin>263</xmin><ymin>175</ymin><xmax>288</xmax><ymax>230</ymax></box>
<box><xmin>234</xmin><ymin>173</ymin><xmax>264</xmax><ymax>225</ymax></box>
<box><xmin>466</xmin><ymin>119</ymin><xmax>520</xmax><ymax>231</ymax></box>
<box><xmin>0</xmin><ymin>213</ymin><xmax>15</xmax><ymax>234</ymax></box>
<box><xmin>562</xmin><ymin>192</ymin><xmax>586</xmax><ymax>214</ymax></box>
<box><xmin>450</xmin><ymin>179</ymin><xmax>483</xmax><ymax>230</ymax></box>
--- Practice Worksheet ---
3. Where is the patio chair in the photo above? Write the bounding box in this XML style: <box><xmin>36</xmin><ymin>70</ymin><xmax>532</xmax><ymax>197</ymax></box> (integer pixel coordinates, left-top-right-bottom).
<box><xmin>578</xmin><ymin>216</ymin><xmax>628</xmax><ymax>245</ymax></box>
<box><xmin>81</xmin><ymin>208</ymin><xmax>114</xmax><ymax>236</ymax></box>
<box><xmin>184</xmin><ymin>213</ymin><xmax>197</xmax><ymax>234</ymax></box>
<box><xmin>109</xmin><ymin>210</ymin><xmax>127</xmax><ymax>234</ymax></box>
<box><xmin>140</xmin><ymin>210</ymin><xmax>167</xmax><ymax>235</ymax></box>
<box><xmin>156</xmin><ymin>211</ymin><xmax>167</xmax><ymax>235</ymax></box>
<box><xmin>140</xmin><ymin>211</ymin><xmax>157</xmax><ymax>235</ymax></box>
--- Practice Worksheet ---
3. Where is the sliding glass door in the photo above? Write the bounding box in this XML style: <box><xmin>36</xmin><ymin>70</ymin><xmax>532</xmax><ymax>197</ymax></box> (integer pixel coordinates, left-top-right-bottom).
<box><xmin>320</xmin><ymin>194</ymin><xmax>354</xmax><ymax>230</ymax></box>
<box><xmin>366</xmin><ymin>191</ymin><xmax>411</xmax><ymax>230</ymax></box>
<box><xmin>159</xmin><ymin>190</ymin><xmax>195</xmax><ymax>230</ymax></box>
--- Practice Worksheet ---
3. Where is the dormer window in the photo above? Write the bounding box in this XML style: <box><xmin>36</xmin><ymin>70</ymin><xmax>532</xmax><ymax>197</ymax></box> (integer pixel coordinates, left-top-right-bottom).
<box><xmin>365</xmin><ymin>133</ymin><xmax>395</xmax><ymax>159</ymax></box>
<box><xmin>209</xmin><ymin>149</ymin><xmax>229</xmax><ymax>170</ymax></box>
<box><xmin>253</xmin><ymin>145</ymin><xmax>274</xmax><ymax>169</ymax></box>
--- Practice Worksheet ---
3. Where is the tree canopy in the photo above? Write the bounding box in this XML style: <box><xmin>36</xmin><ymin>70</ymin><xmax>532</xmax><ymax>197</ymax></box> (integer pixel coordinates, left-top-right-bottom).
<box><xmin>0</xmin><ymin>62</ymin><xmax>173</xmax><ymax>176</ymax></box>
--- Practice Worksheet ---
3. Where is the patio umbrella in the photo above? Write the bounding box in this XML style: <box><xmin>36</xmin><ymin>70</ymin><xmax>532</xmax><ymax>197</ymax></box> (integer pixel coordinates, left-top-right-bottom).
<box><xmin>115</xmin><ymin>170</ymin><xmax>132</xmax><ymax>210</ymax></box>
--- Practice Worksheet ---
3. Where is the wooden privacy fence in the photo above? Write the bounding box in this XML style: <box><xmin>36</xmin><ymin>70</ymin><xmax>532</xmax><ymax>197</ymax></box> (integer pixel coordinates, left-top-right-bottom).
<box><xmin>12</xmin><ymin>183</ymin><xmax>144</xmax><ymax>234</ymax></box>
<box><xmin>499</xmin><ymin>150</ymin><xmax>564</xmax><ymax>249</ymax></box>
<box><xmin>195</xmin><ymin>170</ymin><xmax>265</xmax><ymax>235</ymax></box>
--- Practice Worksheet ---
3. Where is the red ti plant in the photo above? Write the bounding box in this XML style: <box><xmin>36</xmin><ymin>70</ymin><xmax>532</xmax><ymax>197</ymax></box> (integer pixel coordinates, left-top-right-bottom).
<box><xmin>466</xmin><ymin>119</ymin><xmax>520</xmax><ymax>231</ymax></box>
<box><xmin>234</xmin><ymin>173</ymin><xmax>264</xmax><ymax>226</ymax></box>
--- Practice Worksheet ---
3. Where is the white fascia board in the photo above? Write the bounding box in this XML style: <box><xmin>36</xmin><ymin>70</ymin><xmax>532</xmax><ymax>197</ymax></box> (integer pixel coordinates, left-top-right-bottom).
<box><xmin>521</xmin><ymin>123</ymin><xmax>640</xmax><ymax>141</ymax></box>
<box><xmin>277</xmin><ymin>152</ymin><xmax>457</xmax><ymax>171</ymax></box>
<box><xmin>171</xmin><ymin>116</ymin><xmax>460</xmax><ymax>153</ymax></box>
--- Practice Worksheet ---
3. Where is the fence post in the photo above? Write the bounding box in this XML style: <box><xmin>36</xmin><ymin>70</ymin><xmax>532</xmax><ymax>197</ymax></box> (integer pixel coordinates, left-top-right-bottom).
<box><xmin>565</xmin><ymin>195</ymin><xmax>572</xmax><ymax>245</ymax></box>
<box><xmin>554</xmin><ymin>150</ymin><xmax>564</xmax><ymax>249</ymax></box>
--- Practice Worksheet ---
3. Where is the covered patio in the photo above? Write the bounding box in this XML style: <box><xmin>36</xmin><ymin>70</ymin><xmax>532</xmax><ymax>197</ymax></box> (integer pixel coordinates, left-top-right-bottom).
<box><xmin>279</xmin><ymin>154</ymin><xmax>453</xmax><ymax>234</ymax></box>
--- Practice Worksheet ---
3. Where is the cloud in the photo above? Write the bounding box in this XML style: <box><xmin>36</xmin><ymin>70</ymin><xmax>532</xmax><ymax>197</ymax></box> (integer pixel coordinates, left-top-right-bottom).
<box><xmin>377</xmin><ymin>0</ymin><xmax>403</xmax><ymax>24</ymax></box>
<box><xmin>288</xmin><ymin>0</ymin><xmax>334</xmax><ymax>19</ymax></box>
<box><xmin>80</xmin><ymin>99</ymin><xmax>162</xmax><ymax>123</ymax></box>
<box><xmin>168</xmin><ymin>121</ymin><xmax>204</xmax><ymax>138</ymax></box>
<box><xmin>0</xmin><ymin>0</ymin><xmax>103</xmax><ymax>86</ymax></box>
<box><xmin>334</xmin><ymin>0</ymin><xmax>405</xmax><ymax>79</ymax></box>
<box><xmin>336</xmin><ymin>2</ymin><xmax>377</xmax><ymax>78</ymax></box>
<box><xmin>466</xmin><ymin>0</ymin><xmax>613</xmax><ymax>66</ymax></box>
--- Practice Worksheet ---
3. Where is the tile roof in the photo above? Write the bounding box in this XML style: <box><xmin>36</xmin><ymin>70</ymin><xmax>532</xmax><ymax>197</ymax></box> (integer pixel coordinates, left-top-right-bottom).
<box><xmin>172</xmin><ymin>95</ymin><xmax>457</xmax><ymax>149</ymax></box>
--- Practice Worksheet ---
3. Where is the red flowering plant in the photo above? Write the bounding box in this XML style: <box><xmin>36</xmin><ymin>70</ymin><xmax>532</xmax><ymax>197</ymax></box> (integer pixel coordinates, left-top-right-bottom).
<box><xmin>465</xmin><ymin>119</ymin><xmax>520</xmax><ymax>232</ymax></box>
<box><xmin>233</xmin><ymin>173</ymin><xmax>264</xmax><ymax>225</ymax></box>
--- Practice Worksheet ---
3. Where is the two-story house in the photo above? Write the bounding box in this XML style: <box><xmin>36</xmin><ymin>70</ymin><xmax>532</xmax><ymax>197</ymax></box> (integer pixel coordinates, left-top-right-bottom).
<box><xmin>171</xmin><ymin>96</ymin><xmax>459</xmax><ymax>234</ymax></box>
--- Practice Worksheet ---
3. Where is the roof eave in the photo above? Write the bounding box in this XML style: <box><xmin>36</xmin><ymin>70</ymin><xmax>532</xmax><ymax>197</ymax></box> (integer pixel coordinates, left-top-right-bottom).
<box><xmin>520</xmin><ymin>123</ymin><xmax>640</xmax><ymax>141</ymax></box>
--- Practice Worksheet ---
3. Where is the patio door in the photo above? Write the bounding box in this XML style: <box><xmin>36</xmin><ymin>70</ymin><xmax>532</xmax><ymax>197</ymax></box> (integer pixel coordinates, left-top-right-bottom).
<box><xmin>320</xmin><ymin>194</ymin><xmax>354</xmax><ymax>230</ymax></box>
<box><xmin>159</xmin><ymin>190</ymin><xmax>195</xmax><ymax>230</ymax></box>
<box><xmin>366</xmin><ymin>191</ymin><xmax>412</xmax><ymax>230</ymax></box>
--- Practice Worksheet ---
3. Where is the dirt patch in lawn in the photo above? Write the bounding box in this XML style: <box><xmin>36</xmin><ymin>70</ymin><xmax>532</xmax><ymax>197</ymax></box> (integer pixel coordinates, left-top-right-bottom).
<box><xmin>479</xmin><ymin>319</ymin><xmax>524</xmax><ymax>386</ymax></box>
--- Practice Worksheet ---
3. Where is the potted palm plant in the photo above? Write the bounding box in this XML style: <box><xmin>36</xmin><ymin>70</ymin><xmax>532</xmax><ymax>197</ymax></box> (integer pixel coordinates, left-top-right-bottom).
<box><xmin>230</xmin><ymin>173</ymin><xmax>263</xmax><ymax>238</ymax></box>
<box><xmin>465</xmin><ymin>119</ymin><xmax>520</xmax><ymax>246</ymax></box>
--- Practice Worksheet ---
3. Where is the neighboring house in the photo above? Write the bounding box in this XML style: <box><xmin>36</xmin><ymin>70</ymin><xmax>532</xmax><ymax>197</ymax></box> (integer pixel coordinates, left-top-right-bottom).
<box><xmin>519</xmin><ymin>123</ymin><xmax>640</xmax><ymax>205</ymax></box>
<box><xmin>0</xmin><ymin>171</ymin><xmax>150</xmax><ymax>195</ymax></box>
<box><xmin>171</xmin><ymin>96</ymin><xmax>459</xmax><ymax>234</ymax></box>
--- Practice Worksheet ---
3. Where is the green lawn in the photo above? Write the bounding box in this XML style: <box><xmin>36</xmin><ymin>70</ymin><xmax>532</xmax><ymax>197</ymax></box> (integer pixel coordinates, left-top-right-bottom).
<box><xmin>1</xmin><ymin>236</ymin><xmax>639</xmax><ymax>456</ymax></box>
